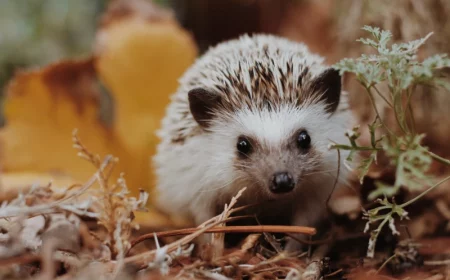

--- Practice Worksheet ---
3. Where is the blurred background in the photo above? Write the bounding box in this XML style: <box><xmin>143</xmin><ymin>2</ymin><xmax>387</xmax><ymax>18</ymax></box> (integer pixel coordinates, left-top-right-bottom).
<box><xmin>0</xmin><ymin>0</ymin><xmax>333</xmax><ymax>130</ymax></box>
<box><xmin>2</xmin><ymin>0</ymin><xmax>449</xmax><ymax>151</ymax></box>
<box><xmin>0</xmin><ymin>0</ymin><xmax>102</xmax><ymax>94</ymax></box>
<box><xmin>0</xmin><ymin>0</ymin><xmax>317</xmax><ymax>97</ymax></box>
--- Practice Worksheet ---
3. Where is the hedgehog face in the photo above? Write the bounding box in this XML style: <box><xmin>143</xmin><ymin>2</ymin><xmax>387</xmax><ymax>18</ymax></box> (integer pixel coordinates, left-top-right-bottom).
<box><xmin>234</xmin><ymin>130</ymin><xmax>312</xmax><ymax>194</ymax></box>
<box><xmin>223</xmin><ymin>104</ymin><xmax>334</xmax><ymax>197</ymax></box>
<box><xmin>185</xmin><ymin>64</ymin><xmax>345</xmax><ymax>199</ymax></box>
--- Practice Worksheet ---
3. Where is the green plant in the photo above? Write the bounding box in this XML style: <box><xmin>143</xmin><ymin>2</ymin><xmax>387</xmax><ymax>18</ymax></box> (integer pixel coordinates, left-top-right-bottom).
<box><xmin>331</xmin><ymin>26</ymin><xmax>450</xmax><ymax>258</ymax></box>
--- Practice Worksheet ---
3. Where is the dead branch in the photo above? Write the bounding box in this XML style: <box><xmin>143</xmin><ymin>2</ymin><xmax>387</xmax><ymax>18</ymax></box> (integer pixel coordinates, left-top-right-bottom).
<box><xmin>131</xmin><ymin>225</ymin><xmax>316</xmax><ymax>248</ymax></box>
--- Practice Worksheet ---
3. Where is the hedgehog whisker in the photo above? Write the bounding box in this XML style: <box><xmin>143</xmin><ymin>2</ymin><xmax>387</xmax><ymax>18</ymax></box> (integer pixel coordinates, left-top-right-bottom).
<box><xmin>236</xmin><ymin>152</ymin><xmax>253</xmax><ymax>160</ymax></box>
<box><xmin>233</xmin><ymin>163</ymin><xmax>252</xmax><ymax>169</ymax></box>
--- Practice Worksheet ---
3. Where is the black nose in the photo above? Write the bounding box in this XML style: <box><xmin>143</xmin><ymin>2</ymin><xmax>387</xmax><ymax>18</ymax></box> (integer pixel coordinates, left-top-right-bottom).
<box><xmin>270</xmin><ymin>172</ymin><xmax>295</xmax><ymax>193</ymax></box>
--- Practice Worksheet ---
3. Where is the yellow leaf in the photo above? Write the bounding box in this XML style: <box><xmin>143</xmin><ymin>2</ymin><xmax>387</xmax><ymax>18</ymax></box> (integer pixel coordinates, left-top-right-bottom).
<box><xmin>94</xmin><ymin>0</ymin><xmax>198</xmax><ymax>189</ymax></box>
<box><xmin>0</xmin><ymin>58</ymin><xmax>125</xmax><ymax>183</ymax></box>
<box><xmin>0</xmin><ymin>0</ymin><xmax>198</xmax><ymax>228</ymax></box>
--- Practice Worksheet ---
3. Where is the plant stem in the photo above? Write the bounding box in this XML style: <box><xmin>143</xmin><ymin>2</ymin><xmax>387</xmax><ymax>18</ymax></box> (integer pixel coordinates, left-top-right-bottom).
<box><xmin>369</xmin><ymin>205</ymin><xmax>393</xmax><ymax>212</ymax></box>
<box><xmin>331</xmin><ymin>144</ymin><xmax>380</xmax><ymax>151</ymax></box>
<box><xmin>405</xmin><ymin>87</ymin><xmax>416</xmax><ymax>134</ymax></box>
<box><xmin>427</xmin><ymin>150</ymin><xmax>450</xmax><ymax>165</ymax></box>
<box><xmin>368</xmin><ymin>216</ymin><xmax>390</xmax><ymax>258</ymax></box>
<box><xmin>400</xmin><ymin>175</ymin><xmax>450</xmax><ymax>208</ymax></box>
<box><xmin>377</xmin><ymin>253</ymin><xmax>397</xmax><ymax>274</ymax></box>
<box><xmin>392</xmin><ymin>93</ymin><xmax>409</xmax><ymax>135</ymax></box>
<box><xmin>372</xmin><ymin>85</ymin><xmax>393</xmax><ymax>108</ymax></box>
<box><xmin>365</xmin><ymin>86</ymin><xmax>395</xmax><ymax>136</ymax></box>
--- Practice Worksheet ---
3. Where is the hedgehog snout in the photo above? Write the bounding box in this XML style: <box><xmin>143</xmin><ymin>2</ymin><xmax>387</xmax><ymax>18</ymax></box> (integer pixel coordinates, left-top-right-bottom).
<box><xmin>269</xmin><ymin>171</ymin><xmax>295</xmax><ymax>194</ymax></box>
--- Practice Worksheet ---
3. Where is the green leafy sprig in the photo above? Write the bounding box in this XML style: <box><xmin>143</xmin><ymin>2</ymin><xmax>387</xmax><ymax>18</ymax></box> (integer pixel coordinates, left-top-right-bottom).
<box><xmin>331</xmin><ymin>26</ymin><xmax>450</xmax><ymax>258</ymax></box>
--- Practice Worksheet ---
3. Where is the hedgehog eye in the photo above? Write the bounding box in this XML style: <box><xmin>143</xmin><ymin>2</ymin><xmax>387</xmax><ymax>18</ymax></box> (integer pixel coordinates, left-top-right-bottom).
<box><xmin>237</xmin><ymin>136</ymin><xmax>252</xmax><ymax>156</ymax></box>
<box><xmin>297</xmin><ymin>131</ymin><xmax>311</xmax><ymax>149</ymax></box>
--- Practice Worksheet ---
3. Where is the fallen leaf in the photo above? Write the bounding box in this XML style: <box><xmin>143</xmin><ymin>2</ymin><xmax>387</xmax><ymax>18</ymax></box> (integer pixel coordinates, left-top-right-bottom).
<box><xmin>94</xmin><ymin>0</ymin><xmax>198</xmax><ymax>189</ymax></box>
<box><xmin>0</xmin><ymin>58</ymin><xmax>126</xmax><ymax>188</ymax></box>
<box><xmin>0</xmin><ymin>0</ymin><xmax>198</xmax><ymax>229</ymax></box>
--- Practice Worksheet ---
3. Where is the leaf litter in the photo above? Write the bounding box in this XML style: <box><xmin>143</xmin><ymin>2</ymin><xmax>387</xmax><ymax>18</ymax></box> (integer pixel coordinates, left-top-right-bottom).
<box><xmin>0</xmin><ymin>131</ymin><xmax>328</xmax><ymax>280</ymax></box>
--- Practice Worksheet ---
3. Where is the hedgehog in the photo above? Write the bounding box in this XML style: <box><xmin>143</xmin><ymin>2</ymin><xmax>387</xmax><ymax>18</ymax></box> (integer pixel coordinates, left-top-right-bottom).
<box><xmin>153</xmin><ymin>34</ymin><xmax>353</xmax><ymax>252</ymax></box>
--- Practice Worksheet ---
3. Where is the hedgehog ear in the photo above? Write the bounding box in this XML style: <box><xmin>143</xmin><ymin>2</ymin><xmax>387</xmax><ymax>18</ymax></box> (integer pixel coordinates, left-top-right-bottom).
<box><xmin>310</xmin><ymin>68</ymin><xmax>342</xmax><ymax>114</ymax></box>
<box><xmin>188</xmin><ymin>88</ymin><xmax>221</xmax><ymax>128</ymax></box>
